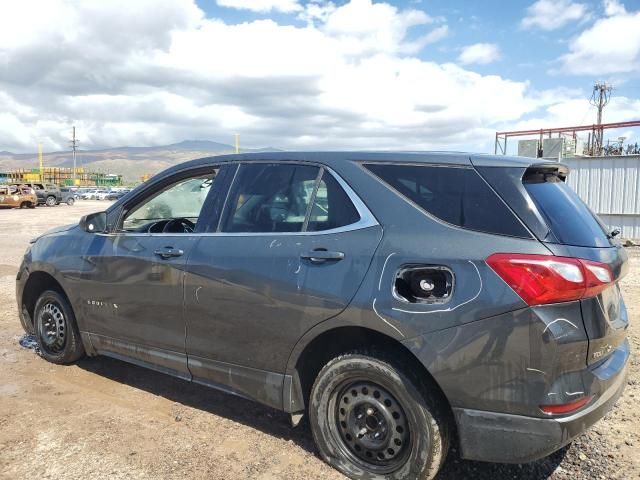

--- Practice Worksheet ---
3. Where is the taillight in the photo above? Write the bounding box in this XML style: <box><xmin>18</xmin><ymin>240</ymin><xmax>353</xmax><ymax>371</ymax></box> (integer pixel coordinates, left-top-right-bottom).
<box><xmin>486</xmin><ymin>253</ymin><xmax>613</xmax><ymax>306</ymax></box>
<box><xmin>540</xmin><ymin>396</ymin><xmax>593</xmax><ymax>415</ymax></box>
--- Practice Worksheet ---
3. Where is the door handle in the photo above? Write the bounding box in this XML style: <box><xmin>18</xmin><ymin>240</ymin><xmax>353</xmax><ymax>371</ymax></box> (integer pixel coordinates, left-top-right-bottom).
<box><xmin>301</xmin><ymin>249</ymin><xmax>345</xmax><ymax>263</ymax></box>
<box><xmin>154</xmin><ymin>247</ymin><xmax>184</xmax><ymax>259</ymax></box>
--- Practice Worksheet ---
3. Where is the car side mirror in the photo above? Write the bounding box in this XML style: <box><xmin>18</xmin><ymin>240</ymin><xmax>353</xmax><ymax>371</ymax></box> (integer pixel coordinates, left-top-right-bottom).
<box><xmin>79</xmin><ymin>211</ymin><xmax>107</xmax><ymax>233</ymax></box>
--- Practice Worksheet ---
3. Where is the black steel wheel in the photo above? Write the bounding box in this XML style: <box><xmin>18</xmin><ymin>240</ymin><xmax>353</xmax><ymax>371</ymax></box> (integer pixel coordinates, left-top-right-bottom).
<box><xmin>333</xmin><ymin>380</ymin><xmax>410</xmax><ymax>472</ymax></box>
<box><xmin>34</xmin><ymin>290</ymin><xmax>85</xmax><ymax>364</ymax></box>
<box><xmin>310</xmin><ymin>352</ymin><xmax>449</xmax><ymax>480</ymax></box>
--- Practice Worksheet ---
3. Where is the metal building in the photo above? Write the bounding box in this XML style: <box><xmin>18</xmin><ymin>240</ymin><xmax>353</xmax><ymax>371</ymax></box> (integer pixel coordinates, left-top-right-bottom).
<box><xmin>564</xmin><ymin>155</ymin><xmax>640</xmax><ymax>241</ymax></box>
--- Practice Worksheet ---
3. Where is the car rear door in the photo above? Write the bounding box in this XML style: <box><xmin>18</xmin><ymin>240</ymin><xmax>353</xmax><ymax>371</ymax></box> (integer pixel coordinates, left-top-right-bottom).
<box><xmin>183</xmin><ymin>162</ymin><xmax>382</xmax><ymax>401</ymax></box>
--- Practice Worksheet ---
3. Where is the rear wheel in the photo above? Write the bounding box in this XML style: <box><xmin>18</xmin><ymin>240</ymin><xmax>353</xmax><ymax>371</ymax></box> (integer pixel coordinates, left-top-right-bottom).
<box><xmin>33</xmin><ymin>290</ymin><xmax>85</xmax><ymax>364</ymax></box>
<box><xmin>20</xmin><ymin>202</ymin><xmax>28</xmax><ymax>209</ymax></box>
<box><xmin>309</xmin><ymin>353</ymin><xmax>449</xmax><ymax>480</ymax></box>
<box><xmin>45</xmin><ymin>195</ymin><xmax>56</xmax><ymax>207</ymax></box>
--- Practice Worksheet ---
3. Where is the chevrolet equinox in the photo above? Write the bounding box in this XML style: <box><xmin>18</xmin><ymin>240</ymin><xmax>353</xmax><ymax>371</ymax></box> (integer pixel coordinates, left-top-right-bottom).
<box><xmin>17</xmin><ymin>152</ymin><xmax>629</xmax><ymax>480</ymax></box>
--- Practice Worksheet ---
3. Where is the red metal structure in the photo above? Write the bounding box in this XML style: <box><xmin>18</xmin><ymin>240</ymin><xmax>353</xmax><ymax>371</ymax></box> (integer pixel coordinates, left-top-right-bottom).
<box><xmin>494</xmin><ymin>120</ymin><xmax>640</xmax><ymax>156</ymax></box>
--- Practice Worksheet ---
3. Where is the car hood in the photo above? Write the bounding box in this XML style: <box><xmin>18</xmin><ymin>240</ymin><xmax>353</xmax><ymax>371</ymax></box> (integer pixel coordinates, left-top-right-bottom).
<box><xmin>32</xmin><ymin>223</ymin><xmax>78</xmax><ymax>242</ymax></box>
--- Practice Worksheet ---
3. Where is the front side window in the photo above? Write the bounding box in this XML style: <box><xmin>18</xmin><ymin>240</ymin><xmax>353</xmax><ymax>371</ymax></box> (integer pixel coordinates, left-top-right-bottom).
<box><xmin>121</xmin><ymin>169</ymin><xmax>218</xmax><ymax>233</ymax></box>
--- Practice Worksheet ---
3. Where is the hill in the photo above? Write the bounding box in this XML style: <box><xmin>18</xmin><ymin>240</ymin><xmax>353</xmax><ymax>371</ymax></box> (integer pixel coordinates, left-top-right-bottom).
<box><xmin>0</xmin><ymin>140</ymin><xmax>279</xmax><ymax>183</ymax></box>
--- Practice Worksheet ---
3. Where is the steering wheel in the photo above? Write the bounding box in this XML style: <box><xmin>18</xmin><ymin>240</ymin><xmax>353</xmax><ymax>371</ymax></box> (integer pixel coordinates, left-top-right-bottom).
<box><xmin>162</xmin><ymin>218</ymin><xmax>195</xmax><ymax>233</ymax></box>
<box><xmin>146</xmin><ymin>220</ymin><xmax>168</xmax><ymax>233</ymax></box>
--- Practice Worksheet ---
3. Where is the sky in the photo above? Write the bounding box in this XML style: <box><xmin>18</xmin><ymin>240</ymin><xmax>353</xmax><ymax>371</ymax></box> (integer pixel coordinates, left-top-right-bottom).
<box><xmin>0</xmin><ymin>0</ymin><xmax>639</xmax><ymax>154</ymax></box>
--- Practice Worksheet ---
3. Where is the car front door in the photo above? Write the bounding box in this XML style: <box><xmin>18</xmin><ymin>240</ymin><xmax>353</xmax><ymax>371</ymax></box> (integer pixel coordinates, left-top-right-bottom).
<box><xmin>80</xmin><ymin>166</ymin><xmax>220</xmax><ymax>378</ymax></box>
<box><xmin>183</xmin><ymin>162</ymin><xmax>382</xmax><ymax>404</ymax></box>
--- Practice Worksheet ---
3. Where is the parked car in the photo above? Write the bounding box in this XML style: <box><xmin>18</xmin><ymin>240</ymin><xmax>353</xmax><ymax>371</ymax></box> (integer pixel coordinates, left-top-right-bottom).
<box><xmin>75</xmin><ymin>188</ymin><xmax>92</xmax><ymax>198</ymax></box>
<box><xmin>94</xmin><ymin>189</ymin><xmax>111</xmax><ymax>200</ymax></box>
<box><xmin>11</xmin><ymin>182</ymin><xmax>61</xmax><ymax>206</ymax></box>
<box><xmin>80</xmin><ymin>189</ymin><xmax>99</xmax><ymax>200</ymax></box>
<box><xmin>0</xmin><ymin>184</ymin><xmax>38</xmax><ymax>208</ymax></box>
<box><xmin>105</xmin><ymin>189</ymin><xmax>130</xmax><ymax>201</ymax></box>
<box><xmin>17</xmin><ymin>152</ymin><xmax>629</xmax><ymax>480</ymax></box>
<box><xmin>59</xmin><ymin>188</ymin><xmax>77</xmax><ymax>206</ymax></box>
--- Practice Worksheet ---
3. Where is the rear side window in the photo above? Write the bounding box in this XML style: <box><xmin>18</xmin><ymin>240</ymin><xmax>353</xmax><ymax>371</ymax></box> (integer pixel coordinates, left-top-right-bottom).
<box><xmin>222</xmin><ymin>164</ymin><xmax>319</xmax><ymax>233</ymax></box>
<box><xmin>307</xmin><ymin>172</ymin><xmax>360</xmax><ymax>232</ymax></box>
<box><xmin>364</xmin><ymin>164</ymin><xmax>530</xmax><ymax>238</ymax></box>
<box><xmin>221</xmin><ymin>163</ymin><xmax>362</xmax><ymax>233</ymax></box>
<box><xmin>523</xmin><ymin>172</ymin><xmax>610</xmax><ymax>248</ymax></box>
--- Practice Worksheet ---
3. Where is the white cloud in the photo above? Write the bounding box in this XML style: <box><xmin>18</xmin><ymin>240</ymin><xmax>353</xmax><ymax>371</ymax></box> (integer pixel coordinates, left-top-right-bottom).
<box><xmin>458</xmin><ymin>43</ymin><xmax>501</xmax><ymax>65</ymax></box>
<box><xmin>521</xmin><ymin>0</ymin><xmax>588</xmax><ymax>30</ymax></box>
<box><xmin>216</xmin><ymin>0</ymin><xmax>302</xmax><ymax>13</ymax></box>
<box><xmin>0</xmin><ymin>0</ymin><xmax>634</xmax><ymax>155</ymax></box>
<box><xmin>558</xmin><ymin>1</ymin><xmax>640</xmax><ymax>74</ymax></box>
<box><xmin>603</xmin><ymin>0</ymin><xmax>626</xmax><ymax>16</ymax></box>
<box><xmin>318</xmin><ymin>0</ymin><xmax>446</xmax><ymax>55</ymax></box>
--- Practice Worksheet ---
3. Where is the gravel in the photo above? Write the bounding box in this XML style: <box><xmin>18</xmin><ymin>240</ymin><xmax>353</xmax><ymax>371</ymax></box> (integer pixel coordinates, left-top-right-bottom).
<box><xmin>0</xmin><ymin>203</ymin><xmax>638</xmax><ymax>480</ymax></box>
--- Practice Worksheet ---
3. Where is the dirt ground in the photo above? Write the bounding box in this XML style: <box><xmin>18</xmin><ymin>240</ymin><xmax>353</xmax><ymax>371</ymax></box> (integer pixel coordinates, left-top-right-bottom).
<box><xmin>0</xmin><ymin>201</ymin><xmax>639</xmax><ymax>480</ymax></box>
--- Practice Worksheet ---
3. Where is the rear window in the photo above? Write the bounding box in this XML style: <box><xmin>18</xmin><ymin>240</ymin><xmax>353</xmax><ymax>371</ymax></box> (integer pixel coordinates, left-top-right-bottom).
<box><xmin>364</xmin><ymin>164</ymin><xmax>530</xmax><ymax>238</ymax></box>
<box><xmin>523</xmin><ymin>172</ymin><xmax>611</xmax><ymax>248</ymax></box>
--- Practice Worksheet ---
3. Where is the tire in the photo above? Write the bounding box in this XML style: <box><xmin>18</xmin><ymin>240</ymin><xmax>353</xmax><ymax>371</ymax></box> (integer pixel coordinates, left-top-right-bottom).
<box><xmin>309</xmin><ymin>352</ymin><xmax>449</xmax><ymax>480</ymax></box>
<box><xmin>66</xmin><ymin>197</ymin><xmax>75</xmax><ymax>206</ymax></box>
<box><xmin>33</xmin><ymin>290</ymin><xmax>85</xmax><ymax>364</ymax></box>
<box><xmin>45</xmin><ymin>195</ymin><xmax>56</xmax><ymax>207</ymax></box>
<box><xmin>20</xmin><ymin>202</ymin><xmax>28</xmax><ymax>209</ymax></box>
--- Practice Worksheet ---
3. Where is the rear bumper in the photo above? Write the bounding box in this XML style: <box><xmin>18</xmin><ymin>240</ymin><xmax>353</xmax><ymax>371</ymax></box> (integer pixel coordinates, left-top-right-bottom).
<box><xmin>454</xmin><ymin>340</ymin><xmax>629</xmax><ymax>463</ymax></box>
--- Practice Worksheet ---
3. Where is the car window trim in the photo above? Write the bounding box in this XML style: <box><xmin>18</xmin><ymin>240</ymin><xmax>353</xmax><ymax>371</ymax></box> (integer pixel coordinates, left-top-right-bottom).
<box><xmin>214</xmin><ymin>161</ymin><xmax>377</xmax><ymax>237</ymax></box>
<box><xmin>301</xmin><ymin>167</ymin><xmax>325</xmax><ymax>232</ymax></box>
<box><xmin>101</xmin><ymin>161</ymin><xmax>378</xmax><ymax>237</ymax></box>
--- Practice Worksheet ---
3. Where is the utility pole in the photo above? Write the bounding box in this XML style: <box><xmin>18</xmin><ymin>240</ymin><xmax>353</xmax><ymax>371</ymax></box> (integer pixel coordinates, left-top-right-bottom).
<box><xmin>589</xmin><ymin>81</ymin><xmax>612</xmax><ymax>156</ymax></box>
<box><xmin>38</xmin><ymin>143</ymin><xmax>44</xmax><ymax>182</ymax></box>
<box><xmin>69</xmin><ymin>126</ymin><xmax>79</xmax><ymax>183</ymax></box>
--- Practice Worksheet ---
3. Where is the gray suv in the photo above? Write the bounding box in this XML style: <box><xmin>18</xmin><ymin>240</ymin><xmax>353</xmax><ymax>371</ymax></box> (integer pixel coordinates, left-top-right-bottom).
<box><xmin>16</xmin><ymin>152</ymin><xmax>629</xmax><ymax>480</ymax></box>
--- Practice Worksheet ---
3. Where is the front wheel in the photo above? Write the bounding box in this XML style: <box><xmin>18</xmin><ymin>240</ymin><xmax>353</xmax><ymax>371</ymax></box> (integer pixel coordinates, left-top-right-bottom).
<box><xmin>66</xmin><ymin>197</ymin><xmax>75</xmax><ymax>206</ymax></box>
<box><xmin>34</xmin><ymin>290</ymin><xmax>85</xmax><ymax>364</ymax></box>
<box><xmin>310</xmin><ymin>353</ymin><xmax>449</xmax><ymax>480</ymax></box>
<box><xmin>45</xmin><ymin>195</ymin><xmax>56</xmax><ymax>207</ymax></box>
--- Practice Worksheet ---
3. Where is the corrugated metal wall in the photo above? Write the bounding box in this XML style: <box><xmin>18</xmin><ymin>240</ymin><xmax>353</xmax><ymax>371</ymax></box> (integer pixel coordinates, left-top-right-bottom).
<box><xmin>564</xmin><ymin>155</ymin><xmax>640</xmax><ymax>240</ymax></box>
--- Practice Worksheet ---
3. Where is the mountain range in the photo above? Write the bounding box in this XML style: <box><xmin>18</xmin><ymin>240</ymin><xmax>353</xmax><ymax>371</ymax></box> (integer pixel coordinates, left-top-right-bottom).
<box><xmin>0</xmin><ymin>140</ymin><xmax>279</xmax><ymax>182</ymax></box>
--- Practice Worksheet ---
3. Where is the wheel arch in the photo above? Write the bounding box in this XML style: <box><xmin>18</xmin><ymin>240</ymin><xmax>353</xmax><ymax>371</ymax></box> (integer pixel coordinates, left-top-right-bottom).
<box><xmin>285</xmin><ymin>324</ymin><xmax>454</xmax><ymax>430</ymax></box>
<box><xmin>21</xmin><ymin>270</ymin><xmax>72</xmax><ymax>330</ymax></box>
